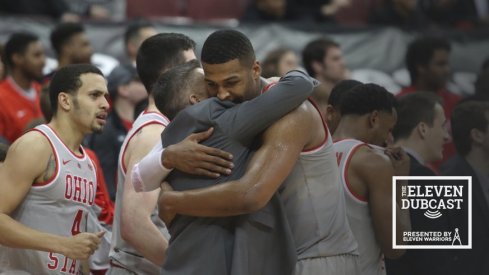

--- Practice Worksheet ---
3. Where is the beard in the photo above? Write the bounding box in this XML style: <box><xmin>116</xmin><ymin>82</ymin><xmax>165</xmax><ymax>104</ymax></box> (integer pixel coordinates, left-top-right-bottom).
<box><xmin>22</xmin><ymin>66</ymin><xmax>44</xmax><ymax>82</ymax></box>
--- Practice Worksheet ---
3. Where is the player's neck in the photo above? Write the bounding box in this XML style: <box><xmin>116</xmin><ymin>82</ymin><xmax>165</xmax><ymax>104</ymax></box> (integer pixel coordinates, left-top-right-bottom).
<box><xmin>333</xmin><ymin>117</ymin><xmax>369</xmax><ymax>143</ymax></box>
<box><xmin>48</xmin><ymin>118</ymin><xmax>84</xmax><ymax>154</ymax></box>
<box><xmin>145</xmin><ymin>96</ymin><xmax>161</xmax><ymax>113</ymax></box>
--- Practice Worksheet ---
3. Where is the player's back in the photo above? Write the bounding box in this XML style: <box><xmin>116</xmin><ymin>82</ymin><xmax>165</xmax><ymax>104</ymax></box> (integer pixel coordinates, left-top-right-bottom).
<box><xmin>279</xmin><ymin>101</ymin><xmax>358</xmax><ymax>260</ymax></box>
<box><xmin>0</xmin><ymin>124</ymin><xmax>97</xmax><ymax>275</ymax></box>
<box><xmin>334</xmin><ymin>138</ymin><xmax>386</xmax><ymax>275</ymax></box>
<box><xmin>109</xmin><ymin>111</ymin><xmax>170</xmax><ymax>274</ymax></box>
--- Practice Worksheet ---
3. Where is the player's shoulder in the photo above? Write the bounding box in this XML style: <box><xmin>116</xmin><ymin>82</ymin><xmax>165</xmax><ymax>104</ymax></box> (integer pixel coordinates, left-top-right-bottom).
<box><xmin>352</xmin><ymin>145</ymin><xmax>391</xmax><ymax>170</ymax></box>
<box><xmin>7</xmin><ymin>130</ymin><xmax>52</xmax><ymax>160</ymax></box>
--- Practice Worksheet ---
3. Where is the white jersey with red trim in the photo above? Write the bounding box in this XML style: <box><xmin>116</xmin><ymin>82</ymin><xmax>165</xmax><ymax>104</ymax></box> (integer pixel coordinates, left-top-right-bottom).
<box><xmin>278</xmin><ymin>101</ymin><xmax>358</xmax><ymax>260</ymax></box>
<box><xmin>109</xmin><ymin>111</ymin><xmax>170</xmax><ymax>274</ymax></box>
<box><xmin>0</xmin><ymin>124</ymin><xmax>97</xmax><ymax>275</ymax></box>
<box><xmin>333</xmin><ymin>138</ymin><xmax>386</xmax><ymax>275</ymax></box>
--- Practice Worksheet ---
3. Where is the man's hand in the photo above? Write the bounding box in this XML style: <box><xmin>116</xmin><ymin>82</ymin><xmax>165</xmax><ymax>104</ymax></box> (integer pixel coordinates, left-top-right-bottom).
<box><xmin>385</xmin><ymin>146</ymin><xmax>410</xmax><ymax>176</ymax></box>
<box><xmin>61</xmin><ymin>231</ymin><xmax>104</xmax><ymax>260</ymax></box>
<box><xmin>162</xmin><ymin>127</ymin><xmax>234</xmax><ymax>178</ymax></box>
<box><xmin>158</xmin><ymin>182</ymin><xmax>176</xmax><ymax>225</ymax></box>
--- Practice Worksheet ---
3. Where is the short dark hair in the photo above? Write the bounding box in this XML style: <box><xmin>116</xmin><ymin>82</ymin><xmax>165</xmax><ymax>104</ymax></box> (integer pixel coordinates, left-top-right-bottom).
<box><xmin>153</xmin><ymin>59</ymin><xmax>202</xmax><ymax>120</ymax></box>
<box><xmin>406</xmin><ymin>36</ymin><xmax>451</xmax><ymax>83</ymax></box>
<box><xmin>201</xmin><ymin>29</ymin><xmax>255</xmax><ymax>67</ymax></box>
<box><xmin>50</xmin><ymin>22</ymin><xmax>85</xmax><ymax>56</ymax></box>
<box><xmin>49</xmin><ymin>64</ymin><xmax>103</xmax><ymax>116</ymax></box>
<box><xmin>451</xmin><ymin>101</ymin><xmax>489</xmax><ymax>156</ymax></box>
<box><xmin>3</xmin><ymin>32</ymin><xmax>40</xmax><ymax>69</ymax></box>
<box><xmin>392</xmin><ymin>92</ymin><xmax>441</xmax><ymax>140</ymax></box>
<box><xmin>124</xmin><ymin>20</ymin><xmax>154</xmax><ymax>51</ymax></box>
<box><xmin>328</xmin><ymin>79</ymin><xmax>363</xmax><ymax>109</ymax></box>
<box><xmin>136</xmin><ymin>33</ymin><xmax>196</xmax><ymax>93</ymax></box>
<box><xmin>302</xmin><ymin>38</ymin><xmax>339</xmax><ymax>77</ymax></box>
<box><xmin>340</xmin><ymin>83</ymin><xmax>396</xmax><ymax>116</ymax></box>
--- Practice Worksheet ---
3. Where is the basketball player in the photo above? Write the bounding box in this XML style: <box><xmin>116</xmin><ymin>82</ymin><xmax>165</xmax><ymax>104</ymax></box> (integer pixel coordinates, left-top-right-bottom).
<box><xmin>0</xmin><ymin>64</ymin><xmax>107</xmax><ymax>274</ymax></box>
<box><xmin>108</xmin><ymin>33</ymin><xmax>233</xmax><ymax>274</ymax></box>
<box><xmin>156</xmin><ymin>29</ymin><xmax>359</xmax><ymax>275</ymax></box>
<box><xmin>134</xmin><ymin>57</ymin><xmax>317</xmax><ymax>274</ymax></box>
<box><xmin>332</xmin><ymin>84</ymin><xmax>411</xmax><ymax>275</ymax></box>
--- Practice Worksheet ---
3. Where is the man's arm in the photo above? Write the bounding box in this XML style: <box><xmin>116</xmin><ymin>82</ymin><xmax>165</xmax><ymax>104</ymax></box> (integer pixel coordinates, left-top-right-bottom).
<box><xmin>132</xmin><ymin>127</ymin><xmax>234</xmax><ymax>193</ymax></box>
<box><xmin>0</xmin><ymin>132</ymin><xmax>102</xmax><ymax>260</ymax></box>
<box><xmin>159</xmin><ymin>104</ymin><xmax>314</xmax><ymax>216</ymax></box>
<box><xmin>352</xmin><ymin>148</ymin><xmax>411</xmax><ymax>259</ymax></box>
<box><xmin>226</xmin><ymin>69</ymin><xmax>318</xmax><ymax>144</ymax></box>
<box><xmin>119</xmin><ymin>124</ymin><xmax>168</xmax><ymax>266</ymax></box>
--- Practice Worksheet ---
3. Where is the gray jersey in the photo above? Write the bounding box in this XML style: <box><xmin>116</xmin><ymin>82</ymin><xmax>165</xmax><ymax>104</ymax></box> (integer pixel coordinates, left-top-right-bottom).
<box><xmin>334</xmin><ymin>139</ymin><xmax>386</xmax><ymax>275</ymax></box>
<box><xmin>279</xmin><ymin>103</ymin><xmax>358</xmax><ymax>261</ymax></box>
<box><xmin>109</xmin><ymin>111</ymin><xmax>170</xmax><ymax>274</ymax></box>
<box><xmin>0</xmin><ymin>124</ymin><xmax>97</xmax><ymax>275</ymax></box>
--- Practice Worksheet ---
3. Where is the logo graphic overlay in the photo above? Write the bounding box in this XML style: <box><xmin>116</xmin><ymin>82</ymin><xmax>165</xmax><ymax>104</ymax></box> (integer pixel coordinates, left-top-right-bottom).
<box><xmin>392</xmin><ymin>176</ymin><xmax>471</xmax><ymax>249</ymax></box>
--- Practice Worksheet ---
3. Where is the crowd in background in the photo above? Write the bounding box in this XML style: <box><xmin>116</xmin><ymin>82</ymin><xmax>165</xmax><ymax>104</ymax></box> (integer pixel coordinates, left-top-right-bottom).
<box><xmin>0</xmin><ymin>1</ymin><xmax>488</xmax><ymax>274</ymax></box>
<box><xmin>1</xmin><ymin>0</ymin><xmax>489</xmax><ymax>29</ymax></box>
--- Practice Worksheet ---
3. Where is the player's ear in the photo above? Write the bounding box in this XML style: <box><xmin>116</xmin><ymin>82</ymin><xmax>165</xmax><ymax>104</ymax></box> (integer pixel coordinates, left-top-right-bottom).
<box><xmin>58</xmin><ymin>92</ymin><xmax>72</xmax><ymax>112</ymax></box>
<box><xmin>189</xmin><ymin>94</ymin><xmax>200</xmax><ymax>105</ymax></box>
<box><xmin>369</xmin><ymin>110</ymin><xmax>380</xmax><ymax>128</ymax></box>
<box><xmin>252</xmin><ymin>61</ymin><xmax>261</xmax><ymax>80</ymax></box>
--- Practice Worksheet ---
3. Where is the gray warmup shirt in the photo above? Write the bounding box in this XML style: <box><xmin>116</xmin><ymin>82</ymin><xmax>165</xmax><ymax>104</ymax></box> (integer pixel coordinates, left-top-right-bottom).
<box><xmin>161</xmin><ymin>70</ymin><xmax>317</xmax><ymax>275</ymax></box>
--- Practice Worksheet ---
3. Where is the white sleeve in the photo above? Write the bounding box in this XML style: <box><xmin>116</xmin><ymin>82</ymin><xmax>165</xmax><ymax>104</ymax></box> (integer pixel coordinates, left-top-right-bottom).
<box><xmin>131</xmin><ymin>142</ymin><xmax>173</xmax><ymax>192</ymax></box>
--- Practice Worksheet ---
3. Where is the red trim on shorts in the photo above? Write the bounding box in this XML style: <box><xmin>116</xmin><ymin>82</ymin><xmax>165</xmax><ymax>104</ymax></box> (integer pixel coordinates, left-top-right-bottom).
<box><xmin>45</xmin><ymin>125</ymin><xmax>84</xmax><ymax>159</ymax></box>
<box><xmin>31</xmin><ymin>129</ymin><xmax>59</xmax><ymax>187</ymax></box>
<box><xmin>121</xmin><ymin>121</ymin><xmax>166</xmax><ymax>174</ymax></box>
<box><xmin>344</xmin><ymin>143</ymin><xmax>369</xmax><ymax>202</ymax></box>
<box><xmin>302</xmin><ymin>98</ymin><xmax>329</xmax><ymax>153</ymax></box>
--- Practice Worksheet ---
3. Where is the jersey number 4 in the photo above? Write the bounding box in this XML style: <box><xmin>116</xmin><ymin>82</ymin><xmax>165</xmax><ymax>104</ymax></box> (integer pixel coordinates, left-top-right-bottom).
<box><xmin>71</xmin><ymin>209</ymin><xmax>85</xmax><ymax>235</ymax></box>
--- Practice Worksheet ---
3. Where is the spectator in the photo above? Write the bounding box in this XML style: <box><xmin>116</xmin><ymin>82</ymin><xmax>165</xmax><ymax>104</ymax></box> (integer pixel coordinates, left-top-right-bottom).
<box><xmin>49</xmin><ymin>22</ymin><xmax>93</xmax><ymax>71</ymax></box>
<box><xmin>475</xmin><ymin>57</ymin><xmax>489</xmax><ymax>98</ymax></box>
<box><xmin>369</xmin><ymin>0</ymin><xmax>428</xmax><ymax>29</ymax></box>
<box><xmin>242</xmin><ymin>0</ymin><xmax>304</xmax><ymax>21</ymax></box>
<box><xmin>0</xmin><ymin>44</ymin><xmax>5</xmax><ymax>80</ymax></box>
<box><xmin>0</xmin><ymin>0</ymin><xmax>80</xmax><ymax>21</ymax></box>
<box><xmin>441</xmin><ymin>100</ymin><xmax>489</xmax><ymax>275</ymax></box>
<box><xmin>261</xmin><ymin>47</ymin><xmax>299</xmax><ymax>78</ymax></box>
<box><xmin>398</xmin><ymin>36</ymin><xmax>461</xmax><ymax>167</ymax></box>
<box><xmin>387</xmin><ymin>92</ymin><xmax>451</xmax><ymax>275</ymax></box>
<box><xmin>0</xmin><ymin>32</ymin><xmax>45</xmax><ymax>144</ymax></box>
<box><xmin>86</xmin><ymin>64</ymin><xmax>147</xmax><ymax>200</ymax></box>
<box><xmin>302</xmin><ymin>37</ymin><xmax>349</xmax><ymax>95</ymax></box>
<box><xmin>124</xmin><ymin>20</ymin><xmax>157</xmax><ymax>66</ymax></box>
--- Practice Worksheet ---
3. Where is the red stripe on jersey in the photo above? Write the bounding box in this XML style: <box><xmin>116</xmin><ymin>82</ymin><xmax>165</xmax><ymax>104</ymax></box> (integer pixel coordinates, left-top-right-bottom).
<box><xmin>120</xmin><ymin>121</ymin><xmax>166</xmax><ymax>174</ymax></box>
<box><xmin>31</xmin><ymin>129</ymin><xmax>59</xmax><ymax>187</ymax></box>
<box><xmin>344</xmin><ymin>143</ymin><xmax>369</xmax><ymax>202</ymax></box>
<box><xmin>302</xmin><ymin>98</ymin><xmax>330</xmax><ymax>153</ymax></box>
<box><xmin>46</xmin><ymin>125</ymin><xmax>85</xmax><ymax>159</ymax></box>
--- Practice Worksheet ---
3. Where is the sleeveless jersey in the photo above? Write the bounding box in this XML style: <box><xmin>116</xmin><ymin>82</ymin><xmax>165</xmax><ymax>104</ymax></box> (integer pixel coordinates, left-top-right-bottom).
<box><xmin>278</xmin><ymin>101</ymin><xmax>358</xmax><ymax>260</ymax></box>
<box><xmin>0</xmin><ymin>124</ymin><xmax>97</xmax><ymax>275</ymax></box>
<box><xmin>333</xmin><ymin>139</ymin><xmax>386</xmax><ymax>275</ymax></box>
<box><xmin>109</xmin><ymin>111</ymin><xmax>170</xmax><ymax>274</ymax></box>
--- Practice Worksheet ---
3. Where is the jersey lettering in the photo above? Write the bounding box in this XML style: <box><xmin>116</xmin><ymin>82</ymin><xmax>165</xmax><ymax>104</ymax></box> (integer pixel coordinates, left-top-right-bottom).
<box><xmin>47</xmin><ymin>252</ymin><xmax>59</xmax><ymax>270</ymax></box>
<box><xmin>64</xmin><ymin>174</ymin><xmax>95</xmax><ymax>205</ymax></box>
<box><xmin>61</xmin><ymin>255</ymin><xmax>69</xmax><ymax>272</ymax></box>
<box><xmin>71</xmin><ymin>209</ymin><xmax>84</xmax><ymax>235</ymax></box>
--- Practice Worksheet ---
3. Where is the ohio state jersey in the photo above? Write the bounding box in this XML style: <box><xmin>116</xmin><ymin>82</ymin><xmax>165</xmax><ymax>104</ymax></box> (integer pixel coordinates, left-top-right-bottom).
<box><xmin>0</xmin><ymin>124</ymin><xmax>97</xmax><ymax>275</ymax></box>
